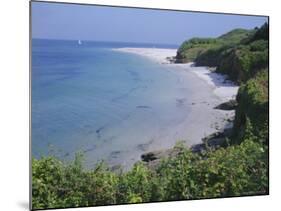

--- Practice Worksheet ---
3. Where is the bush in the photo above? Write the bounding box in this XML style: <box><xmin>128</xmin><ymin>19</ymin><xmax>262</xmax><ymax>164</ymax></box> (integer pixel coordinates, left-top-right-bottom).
<box><xmin>233</xmin><ymin>70</ymin><xmax>269</xmax><ymax>144</ymax></box>
<box><xmin>216</xmin><ymin>46</ymin><xmax>268</xmax><ymax>83</ymax></box>
<box><xmin>176</xmin><ymin>38</ymin><xmax>219</xmax><ymax>62</ymax></box>
<box><xmin>32</xmin><ymin>139</ymin><xmax>268</xmax><ymax>209</ymax></box>
<box><xmin>249</xmin><ymin>40</ymin><xmax>268</xmax><ymax>51</ymax></box>
<box><xmin>116</xmin><ymin>162</ymin><xmax>154</xmax><ymax>203</ymax></box>
<box><xmin>157</xmin><ymin>139</ymin><xmax>268</xmax><ymax>200</ymax></box>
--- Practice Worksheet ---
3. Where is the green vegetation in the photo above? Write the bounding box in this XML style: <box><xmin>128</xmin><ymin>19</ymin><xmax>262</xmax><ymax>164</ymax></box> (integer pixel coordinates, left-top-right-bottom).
<box><xmin>215</xmin><ymin>39</ymin><xmax>268</xmax><ymax>83</ymax></box>
<box><xmin>219</xmin><ymin>28</ymin><xmax>254</xmax><ymax>43</ymax></box>
<box><xmin>176</xmin><ymin>28</ymin><xmax>253</xmax><ymax>64</ymax></box>
<box><xmin>177</xmin><ymin>23</ymin><xmax>268</xmax><ymax>84</ymax></box>
<box><xmin>32</xmin><ymin>139</ymin><xmax>268</xmax><ymax>209</ymax></box>
<box><xmin>32</xmin><ymin>22</ymin><xmax>269</xmax><ymax>210</ymax></box>
<box><xmin>233</xmin><ymin>69</ymin><xmax>269</xmax><ymax>144</ymax></box>
<box><xmin>176</xmin><ymin>38</ymin><xmax>219</xmax><ymax>63</ymax></box>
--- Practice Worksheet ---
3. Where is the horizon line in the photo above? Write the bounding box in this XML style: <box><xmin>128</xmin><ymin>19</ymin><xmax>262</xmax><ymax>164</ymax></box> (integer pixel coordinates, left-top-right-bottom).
<box><xmin>31</xmin><ymin>38</ymin><xmax>181</xmax><ymax>47</ymax></box>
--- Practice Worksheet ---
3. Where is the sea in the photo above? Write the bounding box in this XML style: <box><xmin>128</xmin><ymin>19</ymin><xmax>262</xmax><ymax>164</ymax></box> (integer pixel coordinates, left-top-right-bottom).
<box><xmin>31</xmin><ymin>39</ymin><xmax>216</xmax><ymax>169</ymax></box>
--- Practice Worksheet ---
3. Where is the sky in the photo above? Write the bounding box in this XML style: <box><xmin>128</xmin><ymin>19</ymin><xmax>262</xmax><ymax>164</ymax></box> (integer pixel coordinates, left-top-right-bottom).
<box><xmin>31</xmin><ymin>2</ymin><xmax>268</xmax><ymax>45</ymax></box>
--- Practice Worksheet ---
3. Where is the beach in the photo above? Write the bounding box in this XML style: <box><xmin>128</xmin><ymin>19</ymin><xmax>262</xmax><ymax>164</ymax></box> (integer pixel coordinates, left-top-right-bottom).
<box><xmin>114</xmin><ymin>48</ymin><xmax>239</xmax><ymax>101</ymax></box>
<box><xmin>112</xmin><ymin>47</ymin><xmax>239</xmax><ymax>168</ymax></box>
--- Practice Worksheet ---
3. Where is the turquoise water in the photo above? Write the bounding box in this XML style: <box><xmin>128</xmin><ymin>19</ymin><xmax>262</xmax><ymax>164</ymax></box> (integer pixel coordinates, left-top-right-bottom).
<box><xmin>32</xmin><ymin>39</ymin><xmax>204</xmax><ymax>168</ymax></box>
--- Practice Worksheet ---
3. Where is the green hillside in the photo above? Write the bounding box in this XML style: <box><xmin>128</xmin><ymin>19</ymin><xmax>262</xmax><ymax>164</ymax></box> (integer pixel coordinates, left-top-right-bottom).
<box><xmin>176</xmin><ymin>28</ymin><xmax>254</xmax><ymax>64</ymax></box>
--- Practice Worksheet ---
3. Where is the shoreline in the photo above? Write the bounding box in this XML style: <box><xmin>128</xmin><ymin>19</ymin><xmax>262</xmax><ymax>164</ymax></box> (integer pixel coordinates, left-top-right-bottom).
<box><xmin>174</xmin><ymin>63</ymin><xmax>239</xmax><ymax>101</ymax></box>
<box><xmin>113</xmin><ymin>47</ymin><xmax>177</xmax><ymax>64</ymax></box>
<box><xmin>113</xmin><ymin>47</ymin><xmax>239</xmax><ymax>101</ymax></box>
<box><xmin>112</xmin><ymin>47</ymin><xmax>239</xmax><ymax>169</ymax></box>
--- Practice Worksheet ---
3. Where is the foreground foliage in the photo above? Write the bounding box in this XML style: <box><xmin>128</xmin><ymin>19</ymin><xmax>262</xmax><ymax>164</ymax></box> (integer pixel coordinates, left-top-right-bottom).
<box><xmin>32</xmin><ymin>138</ymin><xmax>268</xmax><ymax>209</ymax></box>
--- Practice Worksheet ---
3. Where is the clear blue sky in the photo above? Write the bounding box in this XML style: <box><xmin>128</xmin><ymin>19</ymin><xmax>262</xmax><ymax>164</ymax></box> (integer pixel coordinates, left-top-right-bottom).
<box><xmin>31</xmin><ymin>1</ymin><xmax>268</xmax><ymax>45</ymax></box>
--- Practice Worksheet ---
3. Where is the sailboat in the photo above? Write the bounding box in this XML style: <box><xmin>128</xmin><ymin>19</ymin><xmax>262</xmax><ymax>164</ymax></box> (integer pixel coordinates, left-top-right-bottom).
<box><xmin>78</xmin><ymin>40</ymin><xmax>82</xmax><ymax>45</ymax></box>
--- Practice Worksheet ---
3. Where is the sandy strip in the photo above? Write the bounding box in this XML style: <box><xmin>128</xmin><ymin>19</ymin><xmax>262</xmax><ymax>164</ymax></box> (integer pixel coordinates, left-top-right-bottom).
<box><xmin>113</xmin><ymin>47</ymin><xmax>239</xmax><ymax>101</ymax></box>
<box><xmin>174</xmin><ymin>63</ymin><xmax>239</xmax><ymax>101</ymax></box>
<box><xmin>113</xmin><ymin>48</ymin><xmax>177</xmax><ymax>64</ymax></box>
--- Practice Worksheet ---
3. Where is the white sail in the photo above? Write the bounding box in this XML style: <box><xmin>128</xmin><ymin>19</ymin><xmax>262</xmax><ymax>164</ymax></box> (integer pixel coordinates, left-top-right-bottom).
<box><xmin>78</xmin><ymin>40</ymin><xmax>82</xmax><ymax>45</ymax></box>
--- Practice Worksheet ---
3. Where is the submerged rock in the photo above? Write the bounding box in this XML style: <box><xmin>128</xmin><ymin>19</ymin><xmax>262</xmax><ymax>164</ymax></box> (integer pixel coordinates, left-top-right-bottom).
<box><xmin>136</xmin><ymin>105</ymin><xmax>151</xmax><ymax>109</ymax></box>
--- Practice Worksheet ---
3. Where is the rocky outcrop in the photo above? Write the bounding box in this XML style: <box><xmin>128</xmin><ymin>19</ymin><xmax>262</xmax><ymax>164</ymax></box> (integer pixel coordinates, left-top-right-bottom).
<box><xmin>141</xmin><ymin>152</ymin><xmax>159</xmax><ymax>162</ymax></box>
<box><xmin>214</xmin><ymin>100</ymin><xmax>238</xmax><ymax>110</ymax></box>
<box><xmin>166</xmin><ymin>56</ymin><xmax>177</xmax><ymax>63</ymax></box>
<box><xmin>140</xmin><ymin>147</ymin><xmax>182</xmax><ymax>170</ymax></box>
<box><xmin>191</xmin><ymin>128</ymin><xmax>232</xmax><ymax>153</ymax></box>
<box><xmin>141</xmin><ymin>128</ymin><xmax>233</xmax><ymax>170</ymax></box>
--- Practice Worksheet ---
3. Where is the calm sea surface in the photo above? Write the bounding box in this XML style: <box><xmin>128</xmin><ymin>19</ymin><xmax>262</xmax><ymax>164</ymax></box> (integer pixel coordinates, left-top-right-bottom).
<box><xmin>32</xmin><ymin>39</ymin><xmax>208</xmax><ymax>168</ymax></box>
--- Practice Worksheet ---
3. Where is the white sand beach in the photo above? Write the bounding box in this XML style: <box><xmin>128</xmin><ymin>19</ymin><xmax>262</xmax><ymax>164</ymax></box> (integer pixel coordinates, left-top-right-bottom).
<box><xmin>114</xmin><ymin>48</ymin><xmax>239</xmax><ymax>101</ymax></box>
<box><xmin>110</xmin><ymin>47</ymin><xmax>239</xmax><ymax>168</ymax></box>
<box><xmin>175</xmin><ymin>63</ymin><xmax>239</xmax><ymax>101</ymax></box>
<box><xmin>113</xmin><ymin>47</ymin><xmax>177</xmax><ymax>64</ymax></box>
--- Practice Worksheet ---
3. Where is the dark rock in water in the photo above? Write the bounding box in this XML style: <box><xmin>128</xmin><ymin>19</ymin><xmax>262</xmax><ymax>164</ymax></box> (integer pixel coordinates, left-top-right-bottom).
<box><xmin>96</xmin><ymin>127</ymin><xmax>104</xmax><ymax>133</ymax></box>
<box><xmin>176</xmin><ymin>98</ymin><xmax>186</xmax><ymax>107</ymax></box>
<box><xmin>136</xmin><ymin>105</ymin><xmax>151</xmax><ymax>109</ymax></box>
<box><xmin>96</xmin><ymin>125</ymin><xmax>106</xmax><ymax>139</ymax></box>
<box><xmin>214</xmin><ymin>100</ymin><xmax>238</xmax><ymax>110</ymax></box>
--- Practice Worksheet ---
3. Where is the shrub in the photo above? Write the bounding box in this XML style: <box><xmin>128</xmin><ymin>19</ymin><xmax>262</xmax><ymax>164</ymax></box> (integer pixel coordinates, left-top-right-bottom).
<box><xmin>233</xmin><ymin>70</ymin><xmax>269</xmax><ymax>144</ymax></box>
<box><xmin>32</xmin><ymin>139</ymin><xmax>268</xmax><ymax>209</ymax></box>
<box><xmin>157</xmin><ymin>139</ymin><xmax>268</xmax><ymax>200</ymax></box>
